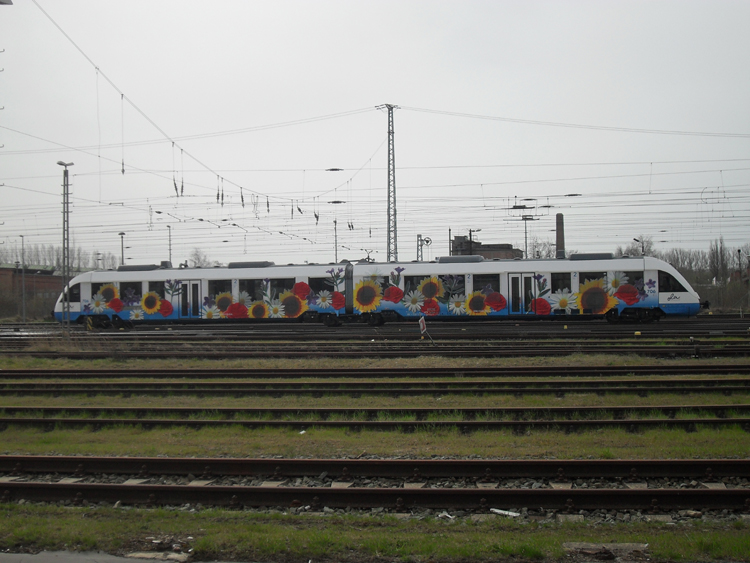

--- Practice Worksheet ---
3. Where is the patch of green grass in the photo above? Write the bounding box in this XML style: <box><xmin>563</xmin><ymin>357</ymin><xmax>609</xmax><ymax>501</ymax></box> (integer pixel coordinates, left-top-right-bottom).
<box><xmin>2</xmin><ymin>424</ymin><xmax>749</xmax><ymax>460</ymax></box>
<box><xmin>1</xmin><ymin>505</ymin><xmax>749</xmax><ymax>562</ymax></box>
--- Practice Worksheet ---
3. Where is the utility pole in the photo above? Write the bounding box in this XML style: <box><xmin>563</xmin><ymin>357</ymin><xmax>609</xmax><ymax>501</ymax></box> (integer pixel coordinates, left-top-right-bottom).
<box><xmin>20</xmin><ymin>235</ymin><xmax>25</xmax><ymax>323</ymax></box>
<box><xmin>378</xmin><ymin>104</ymin><xmax>399</xmax><ymax>261</ymax></box>
<box><xmin>469</xmin><ymin>229</ymin><xmax>481</xmax><ymax>256</ymax></box>
<box><xmin>57</xmin><ymin>161</ymin><xmax>73</xmax><ymax>332</ymax></box>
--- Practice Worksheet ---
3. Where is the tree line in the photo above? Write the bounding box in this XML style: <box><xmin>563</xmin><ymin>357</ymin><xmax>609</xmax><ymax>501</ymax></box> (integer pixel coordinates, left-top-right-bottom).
<box><xmin>0</xmin><ymin>243</ymin><xmax>121</xmax><ymax>271</ymax></box>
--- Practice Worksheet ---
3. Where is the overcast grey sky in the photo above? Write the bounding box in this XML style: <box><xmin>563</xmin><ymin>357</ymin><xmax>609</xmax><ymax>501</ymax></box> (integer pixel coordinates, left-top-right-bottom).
<box><xmin>1</xmin><ymin>0</ymin><xmax>749</xmax><ymax>267</ymax></box>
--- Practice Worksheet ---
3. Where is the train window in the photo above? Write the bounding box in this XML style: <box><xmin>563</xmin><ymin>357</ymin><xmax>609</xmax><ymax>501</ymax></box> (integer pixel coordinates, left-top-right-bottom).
<box><xmin>473</xmin><ymin>274</ymin><xmax>499</xmax><ymax>293</ymax></box>
<box><xmin>403</xmin><ymin>274</ymin><xmax>463</xmax><ymax>301</ymax></box>
<box><xmin>580</xmin><ymin>272</ymin><xmax>605</xmax><ymax>284</ymax></box>
<box><xmin>208</xmin><ymin>279</ymin><xmax>233</xmax><ymax>312</ymax></box>
<box><xmin>238</xmin><ymin>279</ymin><xmax>264</xmax><ymax>302</ymax></box>
<box><xmin>440</xmin><ymin>274</ymin><xmax>465</xmax><ymax>297</ymax></box>
<box><xmin>658</xmin><ymin>270</ymin><xmax>687</xmax><ymax>293</ymax></box>
<box><xmin>551</xmin><ymin>273</ymin><xmax>571</xmax><ymax>292</ymax></box>
<box><xmin>91</xmin><ymin>282</ymin><xmax>116</xmax><ymax>301</ymax></box>
<box><xmin>149</xmin><ymin>281</ymin><xmax>166</xmax><ymax>298</ymax></box>
<box><xmin>66</xmin><ymin>283</ymin><xmax>81</xmax><ymax>303</ymax></box>
<box><xmin>269</xmin><ymin>278</ymin><xmax>296</xmax><ymax>299</ymax></box>
<box><xmin>309</xmin><ymin>277</ymin><xmax>338</xmax><ymax>293</ymax></box>
<box><xmin>403</xmin><ymin>275</ymin><xmax>421</xmax><ymax>295</ymax></box>
<box><xmin>119</xmin><ymin>281</ymin><xmax>142</xmax><ymax>305</ymax></box>
<box><xmin>208</xmin><ymin>279</ymin><xmax>232</xmax><ymax>297</ymax></box>
<box><xmin>619</xmin><ymin>271</ymin><xmax>644</xmax><ymax>289</ymax></box>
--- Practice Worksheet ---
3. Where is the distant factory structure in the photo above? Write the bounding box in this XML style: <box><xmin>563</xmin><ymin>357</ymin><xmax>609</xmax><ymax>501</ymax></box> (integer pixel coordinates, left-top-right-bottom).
<box><xmin>450</xmin><ymin>236</ymin><xmax>523</xmax><ymax>259</ymax></box>
<box><xmin>451</xmin><ymin>214</ymin><xmax>567</xmax><ymax>260</ymax></box>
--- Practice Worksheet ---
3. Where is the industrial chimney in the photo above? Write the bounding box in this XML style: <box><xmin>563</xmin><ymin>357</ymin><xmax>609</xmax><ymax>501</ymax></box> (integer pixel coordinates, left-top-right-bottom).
<box><xmin>555</xmin><ymin>213</ymin><xmax>566</xmax><ymax>259</ymax></box>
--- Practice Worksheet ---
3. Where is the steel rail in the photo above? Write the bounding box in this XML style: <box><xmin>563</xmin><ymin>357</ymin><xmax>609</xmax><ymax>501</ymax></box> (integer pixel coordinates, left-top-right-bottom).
<box><xmin>1</xmin><ymin>404</ymin><xmax>748</xmax><ymax>418</ymax></box>
<box><xmin>3</xmin><ymin>365</ymin><xmax>750</xmax><ymax>379</ymax></box>
<box><xmin>0</xmin><ymin>481</ymin><xmax>747</xmax><ymax>511</ymax></box>
<box><xmin>2</xmin><ymin>331</ymin><xmax>748</xmax><ymax>343</ymax></box>
<box><xmin>2</xmin><ymin>455</ymin><xmax>749</xmax><ymax>480</ymax></box>
<box><xmin>3</xmin><ymin>318</ymin><xmax>749</xmax><ymax>340</ymax></box>
<box><xmin>1</xmin><ymin>417</ymin><xmax>749</xmax><ymax>432</ymax></box>
<box><xmin>1</xmin><ymin>383</ymin><xmax>749</xmax><ymax>397</ymax></box>
<box><xmin>1</xmin><ymin>345</ymin><xmax>750</xmax><ymax>360</ymax></box>
<box><xmin>2</xmin><ymin>344</ymin><xmax>748</xmax><ymax>358</ymax></box>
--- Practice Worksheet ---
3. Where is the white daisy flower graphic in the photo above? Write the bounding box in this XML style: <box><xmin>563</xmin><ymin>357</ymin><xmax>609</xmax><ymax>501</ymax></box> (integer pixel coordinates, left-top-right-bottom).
<box><xmin>605</xmin><ymin>271</ymin><xmax>628</xmax><ymax>295</ymax></box>
<box><xmin>448</xmin><ymin>294</ymin><xmax>466</xmax><ymax>315</ymax></box>
<box><xmin>129</xmin><ymin>309</ymin><xmax>145</xmax><ymax>321</ymax></box>
<box><xmin>90</xmin><ymin>293</ymin><xmax>106</xmax><ymax>314</ymax></box>
<box><xmin>316</xmin><ymin>290</ymin><xmax>332</xmax><ymax>309</ymax></box>
<box><xmin>201</xmin><ymin>305</ymin><xmax>221</xmax><ymax>319</ymax></box>
<box><xmin>404</xmin><ymin>290</ymin><xmax>425</xmax><ymax>313</ymax></box>
<box><xmin>237</xmin><ymin>291</ymin><xmax>252</xmax><ymax>306</ymax></box>
<box><xmin>548</xmin><ymin>289</ymin><xmax>577</xmax><ymax>313</ymax></box>
<box><xmin>268</xmin><ymin>299</ymin><xmax>285</xmax><ymax>318</ymax></box>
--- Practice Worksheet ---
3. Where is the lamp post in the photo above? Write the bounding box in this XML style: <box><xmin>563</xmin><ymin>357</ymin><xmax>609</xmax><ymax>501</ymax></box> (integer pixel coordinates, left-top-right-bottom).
<box><xmin>328</xmin><ymin>200</ymin><xmax>345</xmax><ymax>262</ymax></box>
<box><xmin>333</xmin><ymin>219</ymin><xmax>338</xmax><ymax>263</ymax></box>
<box><xmin>521</xmin><ymin>216</ymin><xmax>537</xmax><ymax>258</ymax></box>
<box><xmin>166</xmin><ymin>225</ymin><xmax>172</xmax><ymax>264</ymax></box>
<box><xmin>20</xmin><ymin>235</ymin><xmax>25</xmax><ymax>322</ymax></box>
<box><xmin>57</xmin><ymin>161</ymin><xmax>73</xmax><ymax>331</ymax></box>
<box><xmin>118</xmin><ymin>232</ymin><xmax>126</xmax><ymax>266</ymax></box>
<box><xmin>633</xmin><ymin>238</ymin><xmax>645</xmax><ymax>256</ymax></box>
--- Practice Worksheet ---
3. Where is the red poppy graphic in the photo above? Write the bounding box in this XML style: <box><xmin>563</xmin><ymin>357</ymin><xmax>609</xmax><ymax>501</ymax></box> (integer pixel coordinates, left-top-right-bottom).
<box><xmin>225</xmin><ymin>302</ymin><xmax>248</xmax><ymax>319</ymax></box>
<box><xmin>158</xmin><ymin>299</ymin><xmax>174</xmax><ymax>317</ymax></box>
<box><xmin>383</xmin><ymin>286</ymin><xmax>404</xmax><ymax>303</ymax></box>
<box><xmin>421</xmin><ymin>298</ymin><xmax>440</xmax><ymax>316</ymax></box>
<box><xmin>332</xmin><ymin>291</ymin><xmax>345</xmax><ymax>310</ymax></box>
<box><xmin>107</xmin><ymin>298</ymin><xmax>124</xmax><ymax>313</ymax></box>
<box><xmin>615</xmin><ymin>284</ymin><xmax>640</xmax><ymax>306</ymax></box>
<box><xmin>485</xmin><ymin>292</ymin><xmax>507</xmax><ymax>311</ymax></box>
<box><xmin>293</xmin><ymin>282</ymin><xmax>311</xmax><ymax>300</ymax></box>
<box><xmin>530</xmin><ymin>298</ymin><xmax>551</xmax><ymax>315</ymax></box>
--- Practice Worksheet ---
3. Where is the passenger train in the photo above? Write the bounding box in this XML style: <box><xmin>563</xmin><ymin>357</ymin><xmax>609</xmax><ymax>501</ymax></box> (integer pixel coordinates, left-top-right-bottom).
<box><xmin>53</xmin><ymin>253</ymin><xmax>704</xmax><ymax>327</ymax></box>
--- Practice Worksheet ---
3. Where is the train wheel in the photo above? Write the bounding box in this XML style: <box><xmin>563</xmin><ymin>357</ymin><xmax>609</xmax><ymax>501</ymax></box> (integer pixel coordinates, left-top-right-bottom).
<box><xmin>322</xmin><ymin>314</ymin><xmax>340</xmax><ymax>327</ymax></box>
<box><xmin>605</xmin><ymin>309</ymin><xmax>620</xmax><ymax>323</ymax></box>
<box><xmin>367</xmin><ymin>314</ymin><xmax>383</xmax><ymax>326</ymax></box>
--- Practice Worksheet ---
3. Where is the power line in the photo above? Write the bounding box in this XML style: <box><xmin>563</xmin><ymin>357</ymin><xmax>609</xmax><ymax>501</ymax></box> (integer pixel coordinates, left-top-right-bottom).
<box><xmin>401</xmin><ymin>106</ymin><xmax>750</xmax><ymax>138</ymax></box>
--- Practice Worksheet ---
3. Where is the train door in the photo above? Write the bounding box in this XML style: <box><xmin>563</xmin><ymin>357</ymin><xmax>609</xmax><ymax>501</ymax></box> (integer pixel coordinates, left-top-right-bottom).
<box><xmin>508</xmin><ymin>273</ymin><xmax>535</xmax><ymax>314</ymax></box>
<box><xmin>179</xmin><ymin>280</ymin><xmax>202</xmax><ymax>319</ymax></box>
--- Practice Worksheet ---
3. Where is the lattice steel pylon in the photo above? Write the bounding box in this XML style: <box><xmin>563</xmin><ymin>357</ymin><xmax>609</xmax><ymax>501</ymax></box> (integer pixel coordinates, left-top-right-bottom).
<box><xmin>378</xmin><ymin>104</ymin><xmax>399</xmax><ymax>261</ymax></box>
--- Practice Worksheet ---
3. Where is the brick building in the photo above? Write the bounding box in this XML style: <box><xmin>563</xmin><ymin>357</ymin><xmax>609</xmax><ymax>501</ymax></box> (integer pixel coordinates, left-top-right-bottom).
<box><xmin>0</xmin><ymin>264</ymin><xmax>62</xmax><ymax>319</ymax></box>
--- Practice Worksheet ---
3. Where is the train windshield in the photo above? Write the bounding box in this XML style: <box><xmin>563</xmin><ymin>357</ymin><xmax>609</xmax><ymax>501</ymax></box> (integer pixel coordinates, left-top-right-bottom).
<box><xmin>61</xmin><ymin>283</ymin><xmax>81</xmax><ymax>303</ymax></box>
<box><xmin>658</xmin><ymin>270</ymin><xmax>688</xmax><ymax>293</ymax></box>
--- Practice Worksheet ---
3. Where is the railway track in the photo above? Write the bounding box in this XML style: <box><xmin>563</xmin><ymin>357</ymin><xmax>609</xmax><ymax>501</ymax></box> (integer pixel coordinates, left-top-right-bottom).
<box><xmin>2</xmin><ymin>456</ymin><xmax>748</xmax><ymax>512</ymax></box>
<box><xmin>2</xmin><ymin>404</ymin><xmax>750</xmax><ymax>432</ymax></box>
<box><xmin>2</xmin><ymin>364</ymin><xmax>750</xmax><ymax>379</ymax></box>
<box><xmin>3</xmin><ymin>316</ymin><xmax>750</xmax><ymax>339</ymax></box>
<box><xmin>2</xmin><ymin>377</ymin><xmax>749</xmax><ymax>397</ymax></box>
<box><xmin>2</xmin><ymin>342</ymin><xmax>749</xmax><ymax>358</ymax></box>
<box><xmin>2</xmin><ymin>318</ymin><xmax>749</xmax><ymax>359</ymax></box>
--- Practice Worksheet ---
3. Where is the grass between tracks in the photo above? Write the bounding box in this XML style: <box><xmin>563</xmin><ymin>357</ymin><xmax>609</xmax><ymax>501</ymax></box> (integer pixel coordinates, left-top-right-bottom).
<box><xmin>1</xmin><ymin>425</ymin><xmax>749</xmax><ymax>459</ymax></box>
<box><xmin>1</xmin><ymin>504</ymin><xmax>749</xmax><ymax>563</ymax></box>
<box><xmin>2</xmin><ymin>353</ymin><xmax>750</xmax><ymax>562</ymax></box>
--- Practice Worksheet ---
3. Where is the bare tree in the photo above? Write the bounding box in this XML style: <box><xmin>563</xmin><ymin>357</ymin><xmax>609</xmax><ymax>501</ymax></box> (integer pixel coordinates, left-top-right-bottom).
<box><xmin>189</xmin><ymin>248</ymin><xmax>213</xmax><ymax>268</ymax></box>
<box><xmin>527</xmin><ymin>237</ymin><xmax>557</xmax><ymax>259</ymax></box>
<box><xmin>621</xmin><ymin>235</ymin><xmax>654</xmax><ymax>257</ymax></box>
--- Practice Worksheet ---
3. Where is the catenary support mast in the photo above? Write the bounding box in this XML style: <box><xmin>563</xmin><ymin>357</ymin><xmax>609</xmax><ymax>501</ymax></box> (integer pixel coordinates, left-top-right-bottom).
<box><xmin>378</xmin><ymin>104</ymin><xmax>399</xmax><ymax>262</ymax></box>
